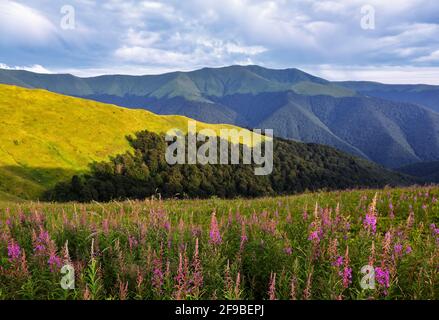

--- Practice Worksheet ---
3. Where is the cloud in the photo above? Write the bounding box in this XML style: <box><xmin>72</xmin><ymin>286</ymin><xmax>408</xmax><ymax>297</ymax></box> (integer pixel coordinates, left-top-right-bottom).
<box><xmin>414</xmin><ymin>50</ymin><xmax>439</xmax><ymax>62</ymax></box>
<box><xmin>1</xmin><ymin>0</ymin><xmax>439</xmax><ymax>83</ymax></box>
<box><xmin>0</xmin><ymin>63</ymin><xmax>52</xmax><ymax>74</ymax></box>
<box><xmin>0</xmin><ymin>1</ymin><xmax>57</xmax><ymax>46</ymax></box>
<box><xmin>302</xmin><ymin>64</ymin><xmax>439</xmax><ymax>85</ymax></box>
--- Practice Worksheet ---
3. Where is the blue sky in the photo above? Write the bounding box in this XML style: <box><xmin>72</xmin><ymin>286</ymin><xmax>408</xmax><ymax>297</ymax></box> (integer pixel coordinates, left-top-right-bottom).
<box><xmin>1</xmin><ymin>0</ymin><xmax>439</xmax><ymax>83</ymax></box>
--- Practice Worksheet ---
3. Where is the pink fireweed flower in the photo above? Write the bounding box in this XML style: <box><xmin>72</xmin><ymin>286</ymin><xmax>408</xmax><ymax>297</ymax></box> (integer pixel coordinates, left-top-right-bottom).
<box><xmin>152</xmin><ymin>253</ymin><xmax>164</xmax><ymax>293</ymax></box>
<box><xmin>342</xmin><ymin>267</ymin><xmax>352</xmax><ymax>288</ymax></box>
<box><xmin>389</xmin><ymin>203</ymin><xmax>395</xmax><ymax>219</ymax></box>
<box><xmin>308</xmin><ymin>230</ymin><xmax>321</xmax><ymax>243</ymax></box>
<box><xmin>375</xmin><ymin>267</ymin><xmax>390</xmax><ymax>294</ymax></box>
<box><xmin>240</xmin><ymin>222</ymin><xmax>248</xmax><ymax>251</ymax></box>
<box><xmin>191</xmin><ymin>238</ymin><xmax>203</xmax><ymax>296</ymax></box>
<box><xmin>209</xmin><ymin>212</ymin><xmax>222</xmax><ymax>245</ymax></box>
<box><xmin>175</xmin><ymin>251</ymin><xmax>189</xmax><ymax>300</ymax></box>
<box><xmin>302</xmin><ymin>208</ymin><xmax>308</xmax><ymax>221</ymax></box>
<box><xmin>406</xmin><ymin>210</ymin><xmax>415</xmax><ymax>229</ymax></box>
<box><xmin>33</xmin><ymin>228</ymin><xmax>50</xmax><ymax>253</ymax></box>
<box><xmin>268</xmin><ymin>272</ymin><xmax>276</xmax><ymax>300</ymax></box>
<box><xmin>7</xmin><ymin>239</ymin><xmax>21</xmax><ymax>263</ymax></box>
<box><xmin>394</xmin><ymin>243</ymin><xmax>403</xmax><ymax>257</ymax></box>
<box><xmin>405</xmin><ymin>245</ymin><xmax>412</xmax><ymax>254</ymax></box>
<box><xmin>284</xmin><ymin>247</ymin><xmax>293</xmax><ymax>255</ymax></box>
<box><xmin>102</xmin><ymin>219</ymin><xmax>109</xmax><ymax>234</ymax></box>
<box><xmin>128</xmin><ymin>235</ymin><xmax>139</xmax><ymax>250</ymax></box>
<box><xmin>332</xmin><ymin>256</ymin><xmax>344</xmax><ymax>267</ymax></box>
<box><xmin>48</xmin><ymin>253</ymin><xmax>62</xmax><ymax>272</ymax></box>
<box><xmin>363</xmin><ymin>213</ymin><xmax>377</xmax><ymax>234</ymax></box>
<box><xmin>340</xmin><ymin>247</ymin><xmax>352</xmax><ymax>288</ymax></box>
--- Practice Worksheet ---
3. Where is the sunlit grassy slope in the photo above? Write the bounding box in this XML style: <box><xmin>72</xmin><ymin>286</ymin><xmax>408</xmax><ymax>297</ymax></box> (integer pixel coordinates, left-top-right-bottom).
<box><xmin>0</xmin><ymin>84</ymin><xmax>256</xmax><ymax>200</ymax></box>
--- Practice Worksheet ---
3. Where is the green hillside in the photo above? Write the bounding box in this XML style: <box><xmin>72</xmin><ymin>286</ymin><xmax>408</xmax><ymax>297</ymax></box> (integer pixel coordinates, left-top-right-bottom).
<box><xmin>397</xmin><ymin>161</ymin><xmax>439</xmax><ymax>182</ymax></box>
<box><xmin>0</xmin><ymin>84</ymin><xmax>253</xmax><ymax>200</ymax></box>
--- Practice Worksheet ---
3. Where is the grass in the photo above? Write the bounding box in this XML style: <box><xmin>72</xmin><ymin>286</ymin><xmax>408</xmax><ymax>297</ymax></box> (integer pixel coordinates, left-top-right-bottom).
<box><xmin>0</xmin><ymin>186</ymin><xmax>438</xmax><ymax>300</ymax></box>
<box><xmin>0</xmin><ymin>84</ymin><xmax>256</xmax><ymax>200</ymax></box>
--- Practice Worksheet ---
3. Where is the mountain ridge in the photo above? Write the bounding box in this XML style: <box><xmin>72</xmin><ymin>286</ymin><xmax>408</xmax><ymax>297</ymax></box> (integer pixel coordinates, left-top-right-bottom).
<box><xmin>1</xmin><ymin>65</ymin><xmax>439</xmax><ymax>168</ymax></box>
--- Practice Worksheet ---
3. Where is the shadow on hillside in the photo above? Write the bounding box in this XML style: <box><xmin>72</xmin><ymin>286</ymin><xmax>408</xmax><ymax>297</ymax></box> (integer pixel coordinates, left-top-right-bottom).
<box><xmin>0</xmin><ymin>165</ymin><xmax>81</xmax><ymax>200</ymax></box>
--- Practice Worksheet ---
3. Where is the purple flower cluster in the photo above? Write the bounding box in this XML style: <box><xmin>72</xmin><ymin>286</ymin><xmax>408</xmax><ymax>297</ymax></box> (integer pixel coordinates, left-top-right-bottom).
<box><xmin>342</xmin><ymin>267</ymin><xmax>352</xmax><ymax>288</ymax></box>
<box><xmin>363</xmin><ymin>213</ymin><xmax>377</xmax><ymax>234</ymax></box>
<box><xmin>209</xmin><ymin>213</ymin><xmax>222</xmax><ymax>245</ymax></box>
<box><xmin>332</xmin><ymin>256</ymin><xmax>344</xmax><ymax>267</ymax></box>
<box><xmin>375</xmin><ymin>267</ymin><xmax>390</xmax><ymax>292</ymax></box>
<box><xmin>308</xmin><ymin>230</ymin><xmax>320</xmax><ymax>242</ymax></box>
<box><xmin>48</xmin><ymin>253</ymin><xmax>62</xmax><ymax>272</ymax></box>
<box><xmin>7</xmin><ymin>240</ymin><xmax>21</xmax><ymax>262</ymax></box>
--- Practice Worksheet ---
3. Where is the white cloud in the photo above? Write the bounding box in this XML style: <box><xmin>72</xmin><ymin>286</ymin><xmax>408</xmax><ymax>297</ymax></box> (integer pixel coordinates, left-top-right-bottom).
<box><xmin>303</xmin><ymin>64</ymin><xmax>439</xmax><ymax>85</ymax></box>
<box><xmin>414</xmin><ymin>50</ymin><xmax>439</xmax><ymax>63</ymax></box>
<box><xmin>0</xmin><ymin>63</ymin><xmax>52</xmax><ymax>74</ymax></box>
<box><xmin>0</xmin><ymin>0</ymin><xmax>57</xmax><ymax>46</ymax></box>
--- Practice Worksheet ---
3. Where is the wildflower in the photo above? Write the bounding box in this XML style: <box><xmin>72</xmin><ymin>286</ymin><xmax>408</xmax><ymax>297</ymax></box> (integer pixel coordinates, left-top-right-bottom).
<box><xmin>394</xmin><ymin>243</ymin><xmax>403</xmax><ymax>257</ymax></box>
<box><xmin>341</xmin><ymin>246</ymin><xmax>352</xmax><ymax>288</ymax></box>
<box><xmin>7</xmin><ymin>239</ymin><xmax>21</xmax><ymax>262</ymax></box>
<box><xmin>363</xmin><ymin>213</ymin><xmax>377</xmax><ymax>234</ymax></box>
<box><xmin>234</xmin><ymin>272</ymin><xmax>241</xmax><ymax>299</ymax></box>
<box><xmin>342</xmin><ymin>267</ymin><xmax>353</xmax><ymax>288</ymax></box>
<box><xmin>209</xmin><ymin>212</ymin><xmax>222</xmax><ymax>245</ymax></box>
<box><xmin>328</xmin><ymin>238</ymin><xmax>339</xmax><ymax>261</ymax></box>
<box><xmin>48</xmin><ymin>253</ymin><xmax>62</xmax><ymax>272</ymax></box>
<box><xmin>368</xmin><ymin>241</ymin><xmax>376</xmax><ymax>266</ymax></box>
<box><xmin>389</xmin><ymin>203</ymin><xmax>395</xmax><ymax>219</ymax></box>
<box><xmin>191</xmin><ymin>238</ymin><xmax>203</xmax><ymax>296</ymax></box>
<box><xmin>302</xmin><ymin>205</ymin><xmax>308</xmax><ymax>221</ymax></box>
<box><xmin>152</xmin><ymin>252</ymin><xmax>164</xmax><ymax>293</ymax></box>
<box><xmin>333</xmin><ymin>256</ymin><xmax>343</xmax><ymax>267</ymax></box>
<box><xmin>308</xmin><ymin>230</ymin><xmax>320</xmax><ymax>242</ymax></box>
<box><xmin>375</xmin><ymin>267</ymin><xmax>390</xmax><ymax>293</ymax></box>
<box><xmin>406</xmin><ymin>210</ymin><xmax>415</xmax><ymax>229</ymax></box>
<box><xmin>240</xmin><ymin>225</ymin><xmax>248</xmax><ymax>252</ymax></box>
<box><xmin>174</xmin><ymin>250</ymin><xmax>189</xmax><ymax>300</ymax></box>
<box><xmin>284</xmin><ymin>247</ymin><xmax>293</xmax><ymax>255</ymax></box>
<box><xmin>128</xmin><ymin>235</ymin><xmax>139</xmax><ymax>250</ymax></box>
<box><xmin>102</xmin><ymin>219</ymin><xmax>109</xmax><ymax>235</ymax></box>
<box><xmin>405</xmin><ymin>245</ymin><xmax>412</xmax><ymax>254</ymax></box>
<box><xmin>33</xmin><ymin>228</ymin><xmax>50</xmax><ymax>254</ymax></box>
<box><xmin>268</xmin><ymin>272</ymin><xmax>276</xmax><ymax>300</ymax></box>
<box><xmin>363</xmin><ymin>193</ymin><xmax>378</xmax><ymax>234</ymax></box>
<box><xmin>290</xmin><ymin>275</ymin><xmax>297</xmax><ymax>300</ymax></box>
<box><xmin>303</xmin><ymin>267</ymin><xmax>313</xmax><ymax>300</ymax></box>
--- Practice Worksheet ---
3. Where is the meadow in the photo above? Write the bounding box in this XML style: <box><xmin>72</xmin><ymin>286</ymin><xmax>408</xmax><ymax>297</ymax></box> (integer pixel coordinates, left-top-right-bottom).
<box><xmin>0</xmin><ymin>186</ymin><xmax>438</xmax><ymax>300</ymax></box>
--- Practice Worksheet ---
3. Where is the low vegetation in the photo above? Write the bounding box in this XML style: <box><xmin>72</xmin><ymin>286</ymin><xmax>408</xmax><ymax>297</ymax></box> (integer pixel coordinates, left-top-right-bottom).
<box><xmin>1</xmin><ymin>187</ymin><xmax>437</xmax><ymax>299</ymax></box>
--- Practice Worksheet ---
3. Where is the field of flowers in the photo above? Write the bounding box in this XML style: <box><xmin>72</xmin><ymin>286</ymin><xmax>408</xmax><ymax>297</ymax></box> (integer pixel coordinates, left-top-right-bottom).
<box><xmin>0</xmin><ymin>186</ymin><xmax>438</xmax><ymax>300</ymax></box>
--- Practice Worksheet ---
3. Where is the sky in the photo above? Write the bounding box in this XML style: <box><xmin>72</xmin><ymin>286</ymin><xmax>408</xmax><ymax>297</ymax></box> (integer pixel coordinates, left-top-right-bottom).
<box><xmin>1</xmin><ymin>0</ymin><xmax>439</xmax><ymax>84</ymax></box>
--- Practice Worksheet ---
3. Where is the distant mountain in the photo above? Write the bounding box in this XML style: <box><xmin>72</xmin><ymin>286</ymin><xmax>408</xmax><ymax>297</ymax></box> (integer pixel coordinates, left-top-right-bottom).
<box><xmin>2</xmin><ymin>65</ymin><xmax>439</xmax><ymax>168</ymax></box>
<box><xmin>337</xmin><ymin>81</ymin><xmax>439</xmax><ymax>113</ymax></box>
<box><xmin>396</xmin><ymin>161</ymin><xmax>439</xmax><ymax>183</ymax></box>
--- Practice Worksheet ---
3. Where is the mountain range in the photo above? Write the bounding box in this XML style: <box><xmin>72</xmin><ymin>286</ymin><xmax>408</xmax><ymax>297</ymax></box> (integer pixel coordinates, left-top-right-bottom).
<box><xmin>1</xmin><ymin>65</ymin><xmax>439</xmax><ymax>169</ymax></box>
